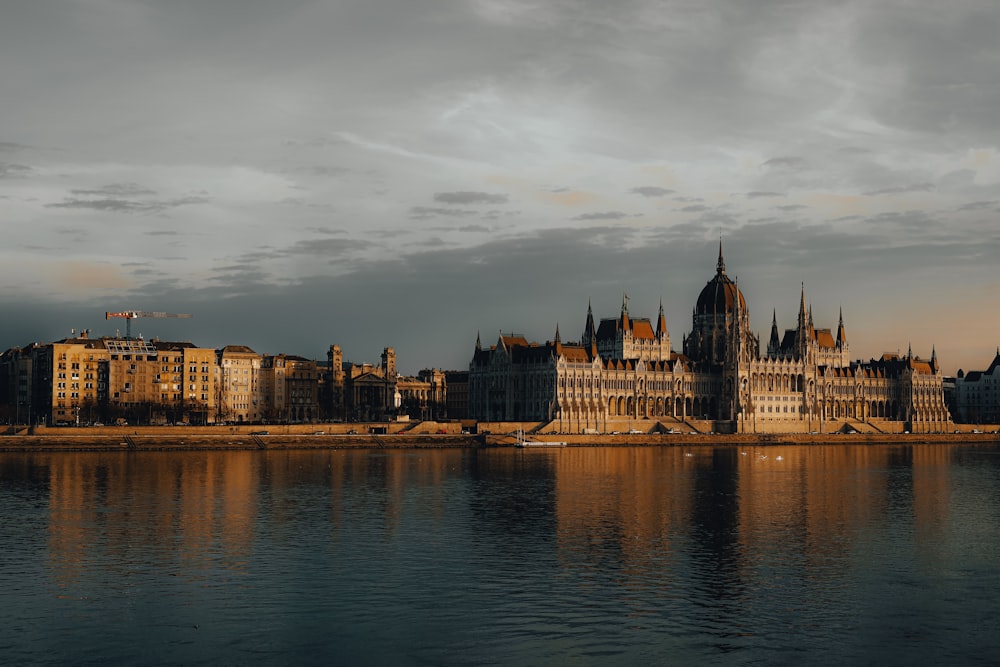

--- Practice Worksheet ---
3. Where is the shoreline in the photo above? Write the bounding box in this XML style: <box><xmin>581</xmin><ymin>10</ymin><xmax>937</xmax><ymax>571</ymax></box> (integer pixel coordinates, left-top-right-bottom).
<box><xmin>2</xmin><ymin>430</ymin><xmax>999</xmax><ymax>452</ymax></box>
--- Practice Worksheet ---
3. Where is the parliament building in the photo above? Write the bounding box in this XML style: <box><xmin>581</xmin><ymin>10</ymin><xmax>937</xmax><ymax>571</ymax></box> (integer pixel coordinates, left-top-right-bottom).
<box><xmin>469</xmin><ymin>246</ymin><xmax>952</xmax><ymax>434</ymax></box>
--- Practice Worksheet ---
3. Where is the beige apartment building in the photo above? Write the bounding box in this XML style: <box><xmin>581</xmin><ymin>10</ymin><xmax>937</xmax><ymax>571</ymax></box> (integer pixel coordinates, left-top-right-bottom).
<box><xmin>218</xmin><ymin>345</ymin><xmax>261</xmax><ymax>423</ymax></box>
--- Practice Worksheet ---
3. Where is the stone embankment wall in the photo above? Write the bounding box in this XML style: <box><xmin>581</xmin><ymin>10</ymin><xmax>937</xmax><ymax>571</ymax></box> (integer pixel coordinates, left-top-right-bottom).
<box><xmin>2</xmin><ymin>421</ymin><xmax>997</xmax><ymax>452</ymax></box>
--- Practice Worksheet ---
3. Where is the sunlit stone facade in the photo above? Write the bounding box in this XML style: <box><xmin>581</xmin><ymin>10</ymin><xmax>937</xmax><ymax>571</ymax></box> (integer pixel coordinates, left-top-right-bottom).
<box><xmin>469</xmin><ymin>246</ymin><xmax>952</xmax><ymax>434</ymax></box>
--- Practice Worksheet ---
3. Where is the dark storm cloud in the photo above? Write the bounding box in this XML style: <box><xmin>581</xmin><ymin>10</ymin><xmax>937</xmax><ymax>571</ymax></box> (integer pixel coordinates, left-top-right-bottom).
<box><xmin>863</xmin><ymin>183</ymin><xmax>934</xmax><ymax>196</ymax></box>
<box><xmin>572</xmin><ymin>211</ymin><xmax>631</xmax><ymax>221</ymax></box>
<box><xmin>433</xmin><ymin>191</ymin><xmax>509</xmax><ymax>205</ymax></box>
<box><xmin>629</xmin><ymin>186</ymin><xmax>674</xmax><ymax>197</ymax></box>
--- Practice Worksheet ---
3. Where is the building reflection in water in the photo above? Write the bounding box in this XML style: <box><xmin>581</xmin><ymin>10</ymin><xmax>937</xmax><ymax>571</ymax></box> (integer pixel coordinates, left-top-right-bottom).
<box><xmin>14</xmin><ymin>443</ymin><xmax>964</xmax><ymax>601</ymax></box>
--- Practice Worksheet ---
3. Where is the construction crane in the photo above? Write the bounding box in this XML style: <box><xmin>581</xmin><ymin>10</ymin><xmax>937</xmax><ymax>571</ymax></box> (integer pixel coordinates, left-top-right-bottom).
<box><xmin>106</xmin><ymin>310</ymin><xmax>192</xmax><ymax>340</ymax></box>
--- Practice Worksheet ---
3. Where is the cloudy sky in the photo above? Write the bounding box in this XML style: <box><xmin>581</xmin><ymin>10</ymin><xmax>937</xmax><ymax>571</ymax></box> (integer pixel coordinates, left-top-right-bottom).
<box><xmin>2</xmin><ymin>0</ymin><xmax>999</xmax><ymax>375</ymax></box>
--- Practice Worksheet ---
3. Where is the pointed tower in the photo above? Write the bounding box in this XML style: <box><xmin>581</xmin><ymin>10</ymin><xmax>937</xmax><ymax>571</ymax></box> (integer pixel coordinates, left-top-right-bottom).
<box><xmin>475</xmin><ymin>330</ymin><xmax>482</xmax><ymax>352</ymax></box>
<box><xmin>796</xmin><ymin>282</ymin><xmax>808</xmax><ymax>360</ymax></box>
<box><xmin>582</xmin><ymin>299</ymin><xmax>599</xmax><ymax>358</ymax></box>
<box><xmin>619</xmin><ymin>292</ymin><xmax>631</xmax><ymax>332</ymax></box>
<box><xmin>582</xmin><ymin>299</ymin><xmax>597</xmax><ymax>346</ymax></box>
<box><xmin>655</xmin><ymin>297</ymin><xmax>670</xmax><ymax>359</ymax></box>
<box><xmin>837</xmin><ymin>307</ymin><xmax>847</xmax><ymax>347</ymax></box>
<box><xmin>768</xmin><ymin>309</ymin><xmax>781</xmax><ymax>356</ymax></box>
<box><xmin>553</xmin><ymin>323</ymin><xmax>561</xmax><ymax>344</ymax></box>
<box><xmin>656</xmin><ymin>297</ymin><xmax>668</xmax><ymax>338</ymax></box>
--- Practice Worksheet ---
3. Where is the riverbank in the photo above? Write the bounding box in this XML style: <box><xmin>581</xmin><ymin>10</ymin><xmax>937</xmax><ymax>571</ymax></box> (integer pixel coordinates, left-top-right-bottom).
<box><xmin>1</xmin><ymin>428</ymin><xmax>998</xmax><ymax>452</ymax></box>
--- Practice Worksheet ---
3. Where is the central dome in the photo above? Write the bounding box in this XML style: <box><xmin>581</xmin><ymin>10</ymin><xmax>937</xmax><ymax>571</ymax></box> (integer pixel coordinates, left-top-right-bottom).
<box><xmin>695</xmin><ymin>246</ymin><xmax>746</xmax><ymax>315</ymax></box>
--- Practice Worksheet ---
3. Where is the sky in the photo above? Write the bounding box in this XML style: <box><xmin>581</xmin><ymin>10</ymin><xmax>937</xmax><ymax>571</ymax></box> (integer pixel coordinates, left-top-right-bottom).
<box><xmin>2</xmin><ymin>0</ymin><xmax>999</xmax><ymax>376</ymax></box>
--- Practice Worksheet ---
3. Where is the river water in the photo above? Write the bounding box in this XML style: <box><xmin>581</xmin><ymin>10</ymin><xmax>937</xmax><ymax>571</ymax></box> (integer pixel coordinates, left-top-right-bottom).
<box><xmin>2</xmin><ymin>443</ymin><xmax>999</xmax><ymax>665</ymax></box>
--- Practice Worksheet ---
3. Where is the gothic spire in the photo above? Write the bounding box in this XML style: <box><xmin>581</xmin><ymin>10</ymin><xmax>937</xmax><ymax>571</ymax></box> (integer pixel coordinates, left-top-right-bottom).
<box><xmin>475</xmin><ymin>330</ymin><xmax>481</xmax><ymax>351</ymax></box>
<box><xmin>554</xmin><ymin>322</ymin><xmax>561</xmax><ymax>344</ymax></box>
<box><xmin>620</xmin><ymin>292</ymin><xmax>631</xmax><ymax>331</ymax></box>
<box><xmin>769</xmin><ymin>308</ymin><xmax>780</xmax><ymax>352</ymax></box>
<box><xmin>582</xmin><ymin>298</ymin><xmax>597</xmax><ymax>346</ymax></box>
<box><xmin>716</xmin><ymin>237</ymin><xmax>726</xmax><ymax>275</ymax></box>
<box><xmin>656</xmin><ymin>297</ymin><xmax>668</xmax><ymax>337</ymax></box>
<box><xmin>837</xmin><ymin>306</ymin><xmax>847</xmax><ymax>346</ymax></box>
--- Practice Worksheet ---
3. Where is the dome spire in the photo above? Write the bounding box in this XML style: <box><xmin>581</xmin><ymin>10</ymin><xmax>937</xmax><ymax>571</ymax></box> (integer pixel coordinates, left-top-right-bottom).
<box><xmin>716</xmin><ymin>237</ymin><xmax>726</xmax><ymax>275</ymax></box>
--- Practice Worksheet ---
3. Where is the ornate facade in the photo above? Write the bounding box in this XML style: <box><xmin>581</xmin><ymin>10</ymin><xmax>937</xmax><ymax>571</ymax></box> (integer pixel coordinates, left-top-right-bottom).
<box><xmin>953</xmin><ymin>350</ymin><xmax>1000</xmax><ymax>424</ymax></box>
<box><xmin>469</xmin><ymin>246</ymin><xmax>952</xmax><ymax>434</ymax></box>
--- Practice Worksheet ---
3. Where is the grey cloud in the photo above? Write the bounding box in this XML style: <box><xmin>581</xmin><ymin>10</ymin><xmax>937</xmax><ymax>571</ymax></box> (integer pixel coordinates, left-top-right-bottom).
<box><xmin>746</xmin><ymin>191</ymin><xmax>783</xmax><ymax>199</ymax></box>
<box><xmin>70</xmin><ymin>183</ymin><xmax>156</xmax><ymax>197</ymax></box>
<box><xmin>279</xmin><ymin>238</ymin><xmax>375</xmax><ymax>258</ymax></box>
<box><xmin>458</xmin><ymin>225</ymin><xmax>491</xmax><ymax>233</ymax></box>
<box><xmin>45</xmin><ymin>196</ymin><xmax>211</xmax><ymax>213</ymax></box>
<box><xmin>863</xmin><ymin>183</ymin><xmax>934</xmax><ymax>196</ymax></box>
<box><xmin>410</xmin><ymin>206</ymin><xmax>477</xmax><ymax>219</ymax></box>
<box><xmin>482</xmin><ymin>210</ymin><xmax>520</xmax><ymax>220</ymax></box>
<box><xmin>776</xmin><ymin>204</ymin><xmax>809</xmax><ymax>212</ymax></box>
<box><xmin>957</xmin><ymin>200</ymin><xmax>998</xmax><ymax>212</ymax></box>
<box><xmin>0</xmin><ymin>163</ymin><xmax>31</xmax><ymax>178</ymax></box>
<box><xmin>629</xmin><ymin>186</ymin><xmax>674</xmax><ymax>197</ymax></box>
<box><xmin>572</xmin><ymin>211</ymin><xmax>630</xmax><ymax>221</ymax></box>
<box><xmin>284</xmin><ymin>136</ymin><xmax>349</xmax><ymax>149</ymax></box>
<box><xmin>0</xmin><ymin>142</ymin><xmax>31</xmax><ymax>152</ymax></box>
<box><xmin>278</xmin><ymin>197</ymin><xmax>333</xmax><ymax>209</ymax></box>
<box><xmin>679</xmin><ymin>205</ymin><xmax>709</xmax><ymax>213</ymax></box>
<box><xmin>433</xmin><ymin>191</ymin><xmax>509</xmax><ymax>205</ymax></box>
<box><xmin>763</xmin><ymin>157</ymin><xmax>806</xmax><ymax>169</ymax></box>
<box><xmin>305</xmin><ymin>226</ymin><xmax>347</xmax><ymax>235</ymax></box>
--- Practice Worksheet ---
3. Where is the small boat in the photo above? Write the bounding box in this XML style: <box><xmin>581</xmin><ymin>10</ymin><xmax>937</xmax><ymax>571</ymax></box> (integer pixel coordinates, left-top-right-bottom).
<box><xmin>514</xmin><ymin>428</ymin><xmax>567</xmax><ymax>448</ymax></box>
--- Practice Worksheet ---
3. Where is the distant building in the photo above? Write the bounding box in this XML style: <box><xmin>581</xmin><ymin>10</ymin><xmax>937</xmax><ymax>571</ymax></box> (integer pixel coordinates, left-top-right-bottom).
<box><xmin>0</xmin><ymin>333</ymin><xmax>220</xmax><ymax>425</ymax></box>
<box><xmin>217</xmin><ymin>345</ymin><xmax>261</xmax><ymax>423</ymax></box>
<box><xmin>469</xmin><ymin>246</ymin><xmax>952</xmax><ymax>434</ymax></box>
<box><xmin>261</xmin><ymin>354</ymin><xmax>320</xmax><ymax>423</ymax></box>
<box><xmin>324</xmin><ymin>345</ymin><xmax>449</xmax><ymax>422</ymax></box>
<box><xmin>0</xmin><ymin>343</ymin><xmax>40</xmax><ymax>424</ymax></box>
<box><xmin>444</xmin><ymin>370</ymin><xmax>469</xmax><ymax>420</ymax></box>
<box><xmin>954</xmin><ymin>350</ymin><xmax>1000</xmax><ymax>424</ymax></box>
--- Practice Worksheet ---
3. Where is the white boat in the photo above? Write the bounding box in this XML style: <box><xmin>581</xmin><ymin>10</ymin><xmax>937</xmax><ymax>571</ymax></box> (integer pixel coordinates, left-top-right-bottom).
<box><xmin>514</xmin><ymin>428</ymin><xmax>567</xmax><ymax>448</ymax></box>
